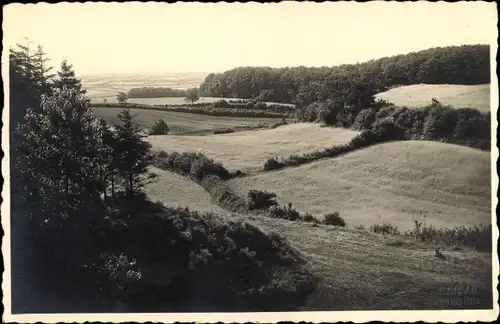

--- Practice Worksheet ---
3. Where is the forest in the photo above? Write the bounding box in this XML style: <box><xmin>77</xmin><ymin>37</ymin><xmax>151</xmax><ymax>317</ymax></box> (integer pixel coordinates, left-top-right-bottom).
<box><xmin>198</xmin><ymin>45</ymin><xmax>490</xmax><ymax>104</ymax></box>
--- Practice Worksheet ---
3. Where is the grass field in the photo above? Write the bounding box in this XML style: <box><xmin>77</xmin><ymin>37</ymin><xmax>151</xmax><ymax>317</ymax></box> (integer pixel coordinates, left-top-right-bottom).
<box><xmin>229</xmin><ymin>140</ymin><xmax>491</xmax><ymax>230</ymax></box>
<box><xmin>147</xmin><ymin>123</ymin><xmax>360</xmax><ymax>171</ymax></box>
<box><xmin>375</xmin><ymin>84</ymin><xmax>490</xmax><ymax>112</ymax></box>
<box><xmin>143</xmin><ymin>166</ymin><xmax>225</xmax><ymax>214</ymax></box>
<box><xmin>92</xmin><ymin>107</ymin><xmax>281</xmax><ymax>134</ymax></box>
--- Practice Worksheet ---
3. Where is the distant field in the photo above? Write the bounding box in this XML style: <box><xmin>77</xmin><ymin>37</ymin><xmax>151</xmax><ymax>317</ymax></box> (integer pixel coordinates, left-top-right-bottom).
<box><xmin>375</xmin><ymin>84</ymin><xmax>490</xmax><ymax>111</ymax></box>
<box><xmin>92</xmin><ymin>96</ymin><xmax>294</xmax><ymax>107</ymax></box>
<box><xmin>143</xmin><ymin>166</ymin><xmax>224</xmax><ymax>214</ymax></box>
<box><xmin>82</xmin><ymin>73</ymin><xmax>293</xmax><ymax>107</ymax></box>
<box><xmin>229</xmin><ymin>141</ymin><xmax>491</xmax><ymax>230</ymax></box>
<box><xmin>147</xmin><ymin>123</ymin><xmax>360</xmax><ymax>171</ymax></box>
<box><xmin>82</xmin><ymin>72</ymin><xmax>207</xmax><ymax>101</ymax></box>
<box><xmin>92</xmin><ymin>107</ymin><xmax>281</xmax><ymax>134</ymax></box>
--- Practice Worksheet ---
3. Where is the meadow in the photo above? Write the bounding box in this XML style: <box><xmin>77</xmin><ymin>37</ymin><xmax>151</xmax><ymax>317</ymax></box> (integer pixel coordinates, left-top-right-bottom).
<box><xmin>147</xmin><ymin>123</ymin><xmax>360</xmax><ymax>171</ymax></box>
<box><xmin>92</xmin><ymin>106</ymin><xmax>282</xmax><ymax>134</ymax></box>
<box><xmin>375</xmin><ymin>84</ymin><xmax>490</xmax><ymax>112</ymax></box>
<box><xmin>229</xmin><ymin>141</ymin><xmax>491</xmax><ymax>230</ymax></box>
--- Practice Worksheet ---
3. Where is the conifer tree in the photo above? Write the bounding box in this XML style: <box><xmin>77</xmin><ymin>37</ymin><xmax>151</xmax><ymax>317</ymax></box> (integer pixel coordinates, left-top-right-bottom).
<box><xmin>32</xmin><ymin>45</ymin><xmax>56</xmax><ymax>95</ymax></box>
<box><xmin>9</xmin><ymin>42</ymin><xmax>43</xmax><ymax>128</ymax></box>
<box><xmin>53</xmin><ymin>59</ymin><xmax>86</xmax><ymax>94</ymax></box>
<box><xmin>114</xmin><ymin>109</ymin><xmax>152</xmax><ymax>198</ymax></box>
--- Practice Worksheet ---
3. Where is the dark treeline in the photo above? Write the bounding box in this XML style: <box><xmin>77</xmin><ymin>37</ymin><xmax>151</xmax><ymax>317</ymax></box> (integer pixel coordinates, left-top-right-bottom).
<box><xmin>199</xmin><ymin>45</ymin><xmax>490</xmax><ymax>104</ymax></box>
<box><xmin>127</xmin><ymin>86</ymin><xmax>188</xmax><ymax>98</ymax></box>
<box><xmin>92</xmin><ymin>99</ymin><xmax>294</xmax><ymax>118</ymax></box>
<box><xmin>9</xmin><ymin>42</ymin><xmax>314</xmax><ymax>312</ymax></box>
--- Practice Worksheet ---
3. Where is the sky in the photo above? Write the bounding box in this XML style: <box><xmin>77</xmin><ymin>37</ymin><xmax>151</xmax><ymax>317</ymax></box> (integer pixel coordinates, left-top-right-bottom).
<box><xmin>3</xmin><ymin>2</ymin><xmax>498</xmax><ymax>75</ymax></box>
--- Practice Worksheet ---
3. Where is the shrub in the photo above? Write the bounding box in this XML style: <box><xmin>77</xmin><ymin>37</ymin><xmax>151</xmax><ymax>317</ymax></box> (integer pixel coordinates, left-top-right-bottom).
<box><xmin>213</xmin><ymin>99</ymin><xmax>230</xmax><ymax>108</ymax></box>
<box><xmin>268</xmin><ymin>203</ymin><xmax>302</xmax><ymax>222</ymax></box>
<box><xmin>255</xmin><ymin>102</ymin><xmax>268</xmax><ymax>110</ymax></box>
<box><xmin>264</xmin><ymin>158</ymin><xmax>284</xmax><ymax>171</ymax></box>
<box><xmin>352</xmin><ymin>108</ymin><xmax>376</xmax><ymax>130</ymax></box>
<box><xmin>248</xmin><ymin>190</ymin><xmax>278</xmax><ymax>210</ymax></box>
<box><xmin>301</xmin><ymin>213</ymin><xmax>317</xmax><ymax>223</ymax></box>
<box><xmin>370</xmin><ymin>223</ymin><xmax>401</xmax><ymax>236</ymax></box>
<box><xmin>154</xmin><ymin>151</ymin><xmax>231</xmax><ymax>180</ymax></box>
<box><xmin>150</xmin><ymin>119</ymin><xmax>170</xmax><ymax>135</ymax></box>
<box><xmin>322</xmin><ymin>212</ymin><xmax>346</xmax><ymax>227</ymax></box>
<box><xmin>213</xmin><ymin>128</ymin><xmax>235</xmax><ymax>135</ymax></box>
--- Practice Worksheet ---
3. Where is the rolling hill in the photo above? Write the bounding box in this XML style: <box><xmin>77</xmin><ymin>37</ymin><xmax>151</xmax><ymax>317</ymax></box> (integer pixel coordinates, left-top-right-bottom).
<box><xmin>229</xmin><ymin>141</ymin><xmax>491</xmax><ymax>230</ymax></box>
<box><xmin>375</xmin><ymin>84</ymin><xmax>490</xmax><ymax>112</ymax></box>
<box><xmin>147</xmin><ymin>123</ymin><xmax>360</xmax><ymax>171</ymax></box>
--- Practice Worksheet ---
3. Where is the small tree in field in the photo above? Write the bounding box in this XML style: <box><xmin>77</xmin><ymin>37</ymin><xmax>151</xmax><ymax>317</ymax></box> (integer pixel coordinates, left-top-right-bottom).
<box><xmin>150</xmin><ymin>119</ymin><xmax>170</xmax><ymax>135</ymax></box>
<box><xmin>184</xmin><ymin>88</ymin><xmax>199</xmax><ymax>104</ymax></box>
<box><xmin>117</xmin><ymin>92</ymin><xmax>128</xmax><ymax>105</ymax></box>
<box><xmin>114</xmin><ymin>109</ymin><xmax>153</xmax><ymax>198</ymax></box>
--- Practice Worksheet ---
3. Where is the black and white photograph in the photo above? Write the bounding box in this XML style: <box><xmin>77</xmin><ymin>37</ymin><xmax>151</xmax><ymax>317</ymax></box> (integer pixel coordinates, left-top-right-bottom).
<box><xmin>1</xmin><ymin>2</ymin><xmax>498</xmax><ymax>323</ymax></box>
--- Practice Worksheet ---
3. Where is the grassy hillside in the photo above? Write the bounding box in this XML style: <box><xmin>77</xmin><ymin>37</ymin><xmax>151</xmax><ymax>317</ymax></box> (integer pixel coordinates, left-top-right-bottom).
<box><xmin>143</xmin><ymin>166</ymin><xmax>225</xmax><ymax>214</ymax></box>
<box><xmin>92</xmin><ymin>107</ymin><xmax>280</xmax><ymax>134</ymax></box>
<box><xmin>229</xmin><ymin>141</ymin><xmax>491</xmax><ymax>230</ymax></box>
<box><xmin>375</xmin><ymin>84</ymin><xmax>490</xmax><ymax>112</ymax></box>
<box><xmin>147</xmin><ymin>123</ymin><xmax>360</xmax><ymax>171</ymax></box>
<box><xmin>235</xmin><ymin>214</ymin><xmax>492</xmax><ymax>310</ymax></box>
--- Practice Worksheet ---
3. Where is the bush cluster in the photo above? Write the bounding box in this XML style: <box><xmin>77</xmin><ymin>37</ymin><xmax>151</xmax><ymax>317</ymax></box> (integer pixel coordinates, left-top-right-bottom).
<box><xmin>90</xmin><ymin>198</ymin><xmax>316</xmax><ymax>311</ymax></box>
<box><xmin>248</xmin><ymin>190</ymin><xmax>278</xmax><ymax>210</ymax></box>
<box><xmin>297</xmin><ymin>99</ymin><xmax>489</xmax><ymax>150</ymax></box>
<box><xmin>247</xmin><ymin>190</ymin><xmax>346</xmax><ymax>226</ymax></box>
<box><xmin>369</xmin><ymin>220</ymin><xmax>492</xmax><ymax>252</ymax></box>
<box><xmin>154</xmin><ymin>151</ymin><xmax>233</xmax><ymax>180</ymax></box>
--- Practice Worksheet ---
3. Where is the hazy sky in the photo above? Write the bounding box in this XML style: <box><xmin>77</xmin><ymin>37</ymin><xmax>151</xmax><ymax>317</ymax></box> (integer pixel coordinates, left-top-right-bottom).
<box><xmin>3</xmin><ymin>2</ymin><xmax>497</xmax><ymax>75</ymax></box>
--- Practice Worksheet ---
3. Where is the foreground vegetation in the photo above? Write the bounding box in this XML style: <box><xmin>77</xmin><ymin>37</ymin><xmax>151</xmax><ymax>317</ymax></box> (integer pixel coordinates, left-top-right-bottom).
<box><xmin>9</xmin><ymin>41</ymin><xmax>314</xmax><ymax>313</ymax></box>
